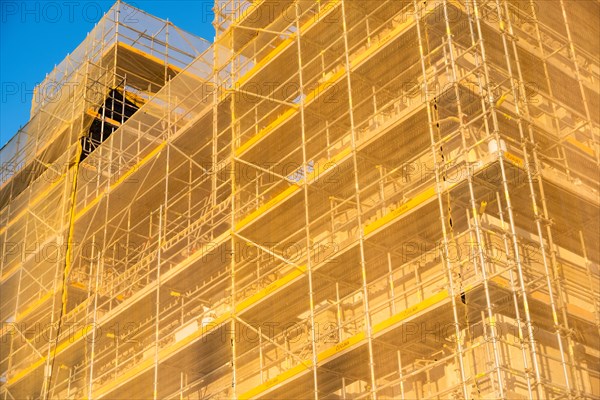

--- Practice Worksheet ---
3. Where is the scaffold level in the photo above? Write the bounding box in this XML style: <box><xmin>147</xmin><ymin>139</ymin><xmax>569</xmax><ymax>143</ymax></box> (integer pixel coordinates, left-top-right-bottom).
<box><xmin>1</xmin><ymin>0</ymin><xmax>599</xmax><ymax>399</ymax></box>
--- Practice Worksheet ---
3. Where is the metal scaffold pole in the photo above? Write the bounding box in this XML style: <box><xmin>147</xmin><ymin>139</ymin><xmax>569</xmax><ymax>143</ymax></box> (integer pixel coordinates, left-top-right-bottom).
<box><xmin>294</xmin><ymin>4</ymin><xmax>320</xmax><ymax>399</ymax></box>
<box><xmin>340</xmin><ymin>1</ymin><xmax>378</xmax><ymax>397</ymax></box>
<box><xmin>154</xmin><ymin>205</ymin><xmax>163</xmax><ymax>400</ymax></box>
<box><xmin>229</xmin><ymin>16</ymin><xmax>239</xmax><ymax>398</ymax></box>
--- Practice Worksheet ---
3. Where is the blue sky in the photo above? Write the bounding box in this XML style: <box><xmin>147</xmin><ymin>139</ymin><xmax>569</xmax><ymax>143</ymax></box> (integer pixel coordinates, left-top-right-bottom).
<box><xmin>0</xmin><ymin>0</ymin><xmax>215</xmax><ymax>148</ymax></box>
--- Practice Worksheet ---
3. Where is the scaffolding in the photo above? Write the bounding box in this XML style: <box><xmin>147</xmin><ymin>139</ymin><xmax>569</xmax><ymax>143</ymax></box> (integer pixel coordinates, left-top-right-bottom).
<box><xmin>1</xmin><ymin>0</ymin><xmax>599</xmax><ymax>399</ymax></box>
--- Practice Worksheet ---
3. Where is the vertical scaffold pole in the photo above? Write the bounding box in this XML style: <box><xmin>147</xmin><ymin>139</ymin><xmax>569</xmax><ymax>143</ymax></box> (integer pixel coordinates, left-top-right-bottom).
<box><xmin>294</xmin><ymin>4</ymin><xmax>320</xmax><ymax>399</ymax></box>
<box><xmin>340</xmin><ymin>0</ymin><xmax>378</xmax><ymax>397</ymax></box>
<box><xmin>154</xmin><ymin>204</ymin><xmax>163</xmax><ymax>400</ymax></box>
<box><xmin>229</xmin><ymin>20</ymin><xmax>239</xmax><ymax>399</ymax></box>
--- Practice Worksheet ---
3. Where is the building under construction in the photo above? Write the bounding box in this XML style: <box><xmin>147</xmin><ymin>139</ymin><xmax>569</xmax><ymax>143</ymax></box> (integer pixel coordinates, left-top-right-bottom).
<box><xmin>1</xmin><ymin>0</ymin><xmax>599</xmax><ymax>399</ymax></box>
